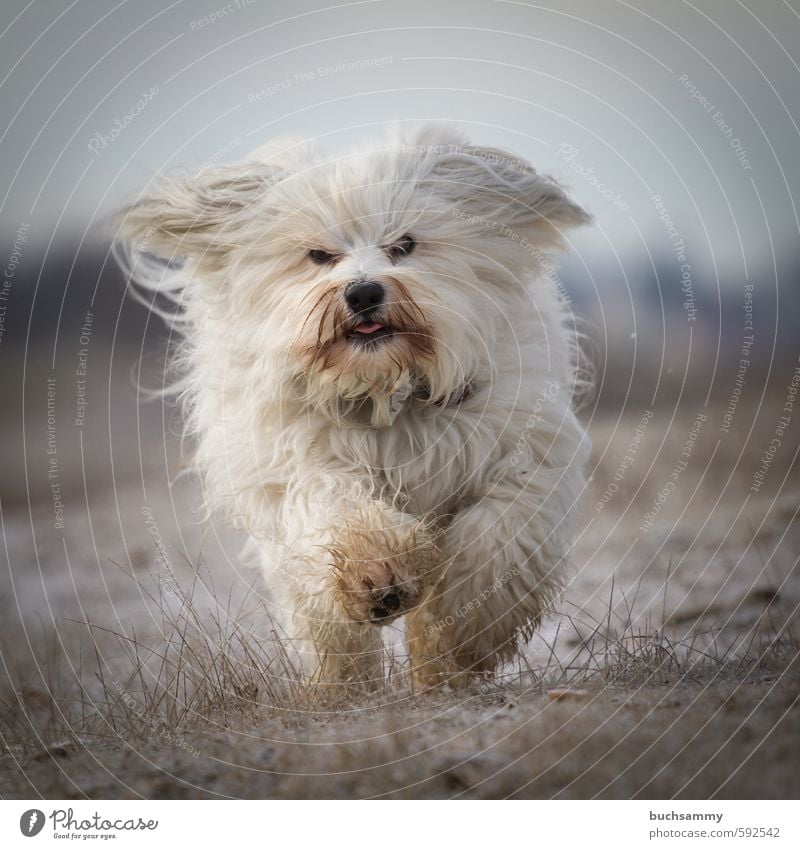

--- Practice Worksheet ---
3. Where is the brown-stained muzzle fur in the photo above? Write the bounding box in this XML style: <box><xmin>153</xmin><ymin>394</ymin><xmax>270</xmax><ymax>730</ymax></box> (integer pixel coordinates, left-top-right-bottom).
<box><xmin>294</xmin><ymin>277</ymin><xmax>437</xmax><ymax>379</ymax></box>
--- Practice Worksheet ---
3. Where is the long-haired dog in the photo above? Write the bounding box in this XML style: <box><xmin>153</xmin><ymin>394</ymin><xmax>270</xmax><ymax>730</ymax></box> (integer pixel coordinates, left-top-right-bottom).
<box><xmin>117</xmin><ymin>124</ymin><xmax>591</xmax><ymax>690</ymax></box>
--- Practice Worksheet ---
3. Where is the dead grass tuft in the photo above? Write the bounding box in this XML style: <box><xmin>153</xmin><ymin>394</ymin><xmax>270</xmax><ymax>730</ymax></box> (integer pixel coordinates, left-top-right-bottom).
<box><xmin>1</xmin><ymin>559</ymin><xmax>797</xmax><ymax>758</ymax></box>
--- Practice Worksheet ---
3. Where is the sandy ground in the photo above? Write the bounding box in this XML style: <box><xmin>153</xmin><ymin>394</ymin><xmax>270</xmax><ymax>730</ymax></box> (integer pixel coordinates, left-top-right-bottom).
<box><xmin>1</xmin><ymin>400</ymin><xmax>799</xmax><ymax>799</ymax></box>
<box><xmin>2</xmin><ymin>680</ymin><xmax>798</xmax><ymax>799</ymax></box>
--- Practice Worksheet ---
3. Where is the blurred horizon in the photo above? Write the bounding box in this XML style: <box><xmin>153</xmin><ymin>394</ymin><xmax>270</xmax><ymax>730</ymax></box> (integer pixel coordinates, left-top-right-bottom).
<box><xmin>2</xmin><ymin>0</ymin><xmax>799</xmax><ymax>500</ymax></box>
<box><xmin>2</xmin><ymin>0</ymin><xmax>800</xmax><ymax>278</ymax></box>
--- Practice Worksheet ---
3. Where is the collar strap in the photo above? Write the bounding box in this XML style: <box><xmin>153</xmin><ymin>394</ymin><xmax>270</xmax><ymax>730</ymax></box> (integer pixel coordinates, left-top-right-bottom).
<box><xmin>410</xmin><ymin>378</ymin><xmax>473</xmax><ymax>408</ymax></box>
<box><xmin>387</xmin><ymin>377</ymin><xmax>473</xmax><ymax>425</ymax></box>
<box><xmin>438</xmin><ymin>379</ymin><xmax>472</xmax><ymax>407</ymax></box>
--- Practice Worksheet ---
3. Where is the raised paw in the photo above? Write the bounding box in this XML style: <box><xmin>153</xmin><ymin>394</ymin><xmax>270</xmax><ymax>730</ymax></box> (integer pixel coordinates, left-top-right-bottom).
<box><xmin>330</xmin><ymin>519</ymin><xmax>438</xmax><ymax>626</ymax></box>
<box><xmin>333</xmin><ymin>552</ymin><xmax>424</xmax><ymax>625</ymax></box>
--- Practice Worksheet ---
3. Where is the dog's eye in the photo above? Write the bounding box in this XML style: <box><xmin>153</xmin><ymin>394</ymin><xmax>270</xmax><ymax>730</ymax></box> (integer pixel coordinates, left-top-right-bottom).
<box><xmin>308</xmin><ymin>248</ymin><xmax>339</xmax><ymax>265</ymax></box>
<box><xmin>386</xmin><ymin>234</ymin><xmax>416</xmax><ymax>262</ymax></box>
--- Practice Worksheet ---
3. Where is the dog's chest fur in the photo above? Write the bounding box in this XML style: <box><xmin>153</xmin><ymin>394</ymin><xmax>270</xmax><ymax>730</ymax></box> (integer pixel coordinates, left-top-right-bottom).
<box><xmin>324</xmin><ymin>396</ymin><xmax>503</xmax><ymax>516</ymax></box>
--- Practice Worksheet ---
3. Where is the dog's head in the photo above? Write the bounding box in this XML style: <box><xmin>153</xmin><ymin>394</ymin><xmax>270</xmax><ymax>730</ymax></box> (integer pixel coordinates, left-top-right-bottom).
<box><xmin>117</xmin><ymin>124</ymin><xmax>589</xmax><ymax>425</ymax></box>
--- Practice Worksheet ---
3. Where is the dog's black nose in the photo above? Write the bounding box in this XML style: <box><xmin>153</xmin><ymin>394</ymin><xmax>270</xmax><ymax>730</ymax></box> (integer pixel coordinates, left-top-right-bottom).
<box><xmin>370</xmin><ymin>605</ymin><xmax>390</xmax><ymax>623</ymax></box>
<box><xmin>382</xmin><ymin>592</ymin><xmax>400</xmax><ymax>612</ymax></box>
<box><xmin>345</xmin><ymin>280</ymin><xmax>385</xmax><ymax>314</ymax></box>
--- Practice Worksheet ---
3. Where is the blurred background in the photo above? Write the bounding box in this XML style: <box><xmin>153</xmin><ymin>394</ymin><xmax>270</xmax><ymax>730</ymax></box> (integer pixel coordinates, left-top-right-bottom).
<box><xmin>1</xmin><ymin>0</ymin><xmax>799</xmax><ymax>797</ymax></box>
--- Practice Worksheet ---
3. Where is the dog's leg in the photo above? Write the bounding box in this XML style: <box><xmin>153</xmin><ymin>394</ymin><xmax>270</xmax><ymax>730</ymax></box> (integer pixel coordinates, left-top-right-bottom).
<box><xmin>406</xmin><ymin>473</ymin><xmax>582</xmax><ymax>686</ymax></box>
<box><xmin>329</xmin><ymin>499</ymin><xmax>439</xmax><ymax>626</ymax></box>
<box><xmin>271</xmin><ymin>551</ymin><xmax>387</xmax><ymax>692</ymax></box>
<box><xmin>268</xmin><ymin>479</ymin><xmax>439</xmax><ymax>690</ymax></box>
<box><xmin>405</xmin><ymin>590</ymin><xmax>456</xmax><ymax>690</ymax></box>
<box><xmin>307</xmin><ymin>618</ymin><xmax>386</xmax><ymax>693</ymax></box>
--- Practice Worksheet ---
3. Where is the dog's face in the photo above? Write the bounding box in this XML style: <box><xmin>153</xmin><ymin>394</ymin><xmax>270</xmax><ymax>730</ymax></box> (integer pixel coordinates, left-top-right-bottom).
<box><xmin>119</xmin><ymin>125</ymin><xmax>589</xmax><ymax>423</ymax></box>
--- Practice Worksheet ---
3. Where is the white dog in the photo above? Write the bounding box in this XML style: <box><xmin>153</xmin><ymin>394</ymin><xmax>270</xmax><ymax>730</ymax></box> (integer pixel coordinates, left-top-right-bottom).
<box><xmin>118</xmin><ymin>124</ymin><xmax>591</xmax><ymax>689</ymax></box>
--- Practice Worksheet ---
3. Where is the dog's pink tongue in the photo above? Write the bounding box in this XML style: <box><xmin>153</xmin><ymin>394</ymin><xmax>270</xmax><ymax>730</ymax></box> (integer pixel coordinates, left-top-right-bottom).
<box><xmin>354</xmin><ymin>322</ymin><xmax>384</xmax><ymax>334</ymax></box>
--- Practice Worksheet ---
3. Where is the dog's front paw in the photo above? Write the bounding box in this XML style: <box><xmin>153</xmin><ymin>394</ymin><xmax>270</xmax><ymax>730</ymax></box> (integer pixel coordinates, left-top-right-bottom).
<box><xmin>335</xmin><ymin>558</ymin><xmax>420</xmax><ymax>625</ymax></box>
<box><xmin>330</xmin><ymin>517</ymin><xmax>438</xmax><ymax>626</ymax></box>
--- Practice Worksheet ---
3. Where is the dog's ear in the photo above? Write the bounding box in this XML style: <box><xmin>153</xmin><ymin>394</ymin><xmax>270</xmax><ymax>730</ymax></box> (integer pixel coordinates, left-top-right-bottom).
<box><xmin>424</xmin><ymin>144</ymin><xmax>591</xmax><ymax>248</ymax></box>
<box><xmin>115</xmin><ymin>160</ymin><xmax>283</xmax><ymax>271</ymax></box>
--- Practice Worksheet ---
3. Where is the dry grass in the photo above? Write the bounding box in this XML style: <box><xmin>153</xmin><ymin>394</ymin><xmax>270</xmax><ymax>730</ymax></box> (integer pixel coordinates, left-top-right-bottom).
<box><xmin>2</xmin><ymin>555</ymin><xmax>796</xmax><ymax>765</ymax></box>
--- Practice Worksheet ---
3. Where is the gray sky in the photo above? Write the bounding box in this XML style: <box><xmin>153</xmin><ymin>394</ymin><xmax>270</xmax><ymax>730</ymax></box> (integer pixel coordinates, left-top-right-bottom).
<box><xmin>2</xmin><ymin>0</ymin><xmax>799</xmax><ymax>287</ymax></box>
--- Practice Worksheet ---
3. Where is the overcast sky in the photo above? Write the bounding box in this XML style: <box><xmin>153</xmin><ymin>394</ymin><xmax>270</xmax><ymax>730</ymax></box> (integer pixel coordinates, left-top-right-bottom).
<box><xmin>2</xmin><ymin>0</ymin><xmax>799</xmax><ymax>289</ymax></box>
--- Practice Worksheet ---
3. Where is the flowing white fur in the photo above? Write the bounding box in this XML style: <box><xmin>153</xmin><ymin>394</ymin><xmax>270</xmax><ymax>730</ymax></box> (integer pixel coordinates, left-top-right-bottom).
<box><xmin>116</xmin><ymin>124</ymin><xmax>592</xmax><ymax>689</ymax></box>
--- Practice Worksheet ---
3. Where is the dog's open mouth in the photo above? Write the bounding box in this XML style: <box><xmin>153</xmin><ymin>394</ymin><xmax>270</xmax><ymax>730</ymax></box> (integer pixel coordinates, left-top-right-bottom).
<box><xmin>348</xmin><ymin>320</ymin><xmax>394</xmax><ymax>346</ymax></box>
